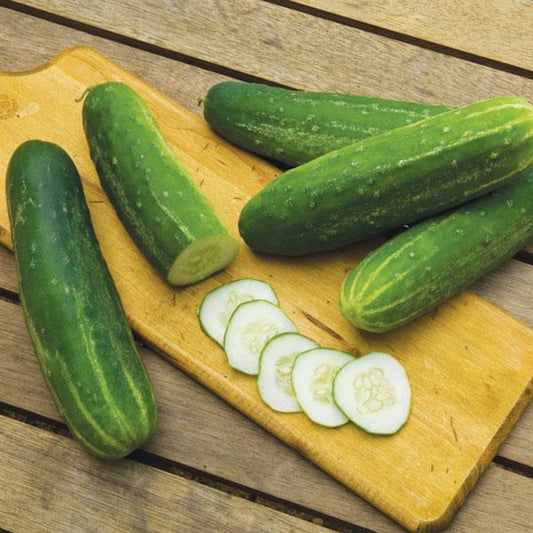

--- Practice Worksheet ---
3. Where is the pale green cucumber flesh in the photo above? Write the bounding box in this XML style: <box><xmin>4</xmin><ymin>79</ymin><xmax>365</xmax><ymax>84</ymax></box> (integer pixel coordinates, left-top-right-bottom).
<box><xmin>258</xmin><ymin>332</ymin><xmax>319</xmax><ymax>413</ymax></box>
<box><xmin>239</xmin><ymin>96</ymin><xmax>533</xmax><ymax>256</ymax></box>
<box><xmin>291</xmin><ymin>348</ymin><xmax>354</xmax><ymax>427</ymax></box>
<box><xmin>224</xmin><ymin>300</ymin><xmax>297</xmax><ymax>375</ymax></box>
<box><xmin>6</xmin><ymin>140</ymin><xmax>157</xmax><ymax>459</ymax></box>
<box><xmin>168</xmin><ymin>234</ymin><xmax>239</xmax><ymax>285</ymax></box>
<box><xmin>333</xmin><ymin>353</ymin><xmax>411</xmax><ymax>435</ymax></box>
<box><xmin>204</xmin><ymin>82</ymin><xmax>451</xmax><ymax>166</ymax></box>
<box><xmin>83</xmin><ymin>82</ymin><xmax>238</xmax><ymax>286</ymax></box>
<box><xmin>198</xmin><ymin>278</ymin><xmax>279</xmax><ymax>346</ymax></box>
<box><xmin>340</xmin><ymin>168</ymin><xmax>533</xmax><ymax>333</ymax></box>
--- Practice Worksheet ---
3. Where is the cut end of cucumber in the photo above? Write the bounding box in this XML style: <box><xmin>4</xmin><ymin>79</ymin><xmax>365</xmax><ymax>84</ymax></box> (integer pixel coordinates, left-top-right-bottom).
<box><xmin>167</xmin><ymin>234</ymin><xmax>239</xmax><ymax>286</ymax></box>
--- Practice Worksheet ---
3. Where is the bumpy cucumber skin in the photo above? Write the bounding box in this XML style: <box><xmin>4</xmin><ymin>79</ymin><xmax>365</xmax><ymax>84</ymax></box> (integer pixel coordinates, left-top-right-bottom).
<box><xmin>83</xmin><ymin>82</ymin><xmax>238</xmax><ymax>284</ymax></box>
<box><xmin>239</xmin><ymin>97</ymin><xmax>533</xmax><ymax>256</ymax></box>
<box><xmin>340</xmin><ymin>167</ymin><xmax>533</xmax><ymax>332</ymax></box>
<box><xmin>7</xmin><ymin>140</ymin><xmax>157</xmax><ymax>459</ymax></box>
<box><xmin>204</xmin><ymin>82</ymin><xmax>452</xmax><ymax>166</ymax></box>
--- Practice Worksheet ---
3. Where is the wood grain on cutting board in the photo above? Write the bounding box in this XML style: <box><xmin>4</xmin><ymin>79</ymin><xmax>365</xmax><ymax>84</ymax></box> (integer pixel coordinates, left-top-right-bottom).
<box><xmin>0</xmin><ymin>47</ymin><xmax>531</xmax><ymax>532</ymax></box>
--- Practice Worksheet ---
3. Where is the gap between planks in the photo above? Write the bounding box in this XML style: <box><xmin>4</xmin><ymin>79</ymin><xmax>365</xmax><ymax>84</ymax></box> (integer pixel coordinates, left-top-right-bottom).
<box><xmin>0</xmin><ymin>402</ymin><xmax>370</xmax><ymax>533</ymax></box>
<box><xmin>0</xmin><ymin>0</ymin><xmax>531</xmax><ymax>105</ymax></box>
<box><xmin>264</xmin><ymin>0</ymin><xmax>533</xmax><ymax>79</ymax></box>
<box><xmin>0</xmin><ymin>0</ymin><xmax>289</xmax><ymax>88</ymax></box>
<box><xmin>1</xmin><ymin>0</ymin><xmax>532</xmax><ymax>101</ymax></box>
<box><xmin>0</xmin><ymin>414</ymin><xmax>334</xmax><ymax>533</ymax></box>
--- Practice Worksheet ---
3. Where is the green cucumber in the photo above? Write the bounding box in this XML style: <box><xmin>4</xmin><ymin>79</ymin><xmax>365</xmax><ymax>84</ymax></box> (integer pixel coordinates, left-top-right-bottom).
<box><xmin>6</xmin><ymin>140</ymin><xmax>157</xmax><ymax>459</ymax></box>
<box><xmin>239</xmin><ymin>96</ymin><xmax>533</xmax><ymax>256</ymax></box>
<box><xmin>204</xmin><ymin>82</ymin><xmax>452</xmax><ymax>166</ymax></box>
<box><xmin>340</xmin><ymin>168</ymin><xmax>533</xmax><ymax>332</ymax></box>
<box><xmin>83</xmin><ymin>82</ymin><xmax>239</xmax><ymax>286</ymax></box>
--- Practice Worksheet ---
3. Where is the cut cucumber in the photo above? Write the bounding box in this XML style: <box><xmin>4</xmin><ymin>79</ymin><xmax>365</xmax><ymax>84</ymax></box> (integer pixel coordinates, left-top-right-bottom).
<box><xmin>333</xmin><ymin>353</ymin><xmax>411</xmax><ymax>435</ymax></box>
<box><xmin>198</xmin><ymin>279</ymin><xmax>279</xmax><ymax>346</ymax></box>
<box><xmin>258</xmin><ymin>333</ymin><xmax>319</xmax><ymax>413</ymax></box>
<box><xmin>83</xmin><ymin>82</ymin><xmax>239</xmax><ymax>286</ymax></box>
<box><xmin>292</xmin><ymin>348</ymin><xmax>354</xmax><ymax>427</ymax></box>
<box><xmin>224</xmin><ymin>300</ymin><xmax>297</xmax><ymax>375</ymax></box>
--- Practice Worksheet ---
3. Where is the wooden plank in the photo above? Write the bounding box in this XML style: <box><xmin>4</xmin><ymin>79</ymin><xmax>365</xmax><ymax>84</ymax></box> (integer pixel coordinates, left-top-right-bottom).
<box><xmin>449</xmin><ymin>465</ymin><xmax>533</xmax><ymax>533</ymax></box>
<box><xmin>1</xmin><ymin>296</ymin><xmax>531</xmax><ymax>532</ymax></box>
<box><xmin>0</xmin><ymin>415</ymin><xmax>327</xmax><ymax>533</ymax></box>
<box><xmin>0</xmin><ymin>46</ymin><xmax>532</xmax><ymax>532</ymax></box>
<box><xmin>16</xmin><ymin>0</ymin><xmax>533</xmax><ymax>105</ymax></box>
<box><xmin>0</xmin><ymin>6</ymin><xmax>230</xmax><ymax>115</ymax></box>
<box><xmin>293</xmin><ymin>1</ymin><xmax>533</xmax><ymax>71</ymax></box>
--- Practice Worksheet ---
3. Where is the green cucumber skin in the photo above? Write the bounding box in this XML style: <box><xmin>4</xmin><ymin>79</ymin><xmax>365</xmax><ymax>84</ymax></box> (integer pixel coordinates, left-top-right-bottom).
<box><xmin>340</xmin><ymin>167</ymin><xmax>533</xmax><ymax>332</ymax></box>
<box><xmin>83</xmin><ymin>82</ymin><xmax>237</xmax><ymax>283</ymax></box>
<box><xmin>7</xmin><ymin>140</ymin><xmax>157</xmax><ymax>459</ymax></box>
<box><xmin>204</xmin><ymin>82</ymin><xmax>452</xmax><ymax>166</ymax></box>
<box><xmin>239</xmin><ymin>96</ymin><xmax>533</xmax><ymax>256</ymax></box>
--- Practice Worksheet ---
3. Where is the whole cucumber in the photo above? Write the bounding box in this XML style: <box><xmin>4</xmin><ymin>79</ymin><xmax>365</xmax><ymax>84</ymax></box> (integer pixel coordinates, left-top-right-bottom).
<box><xmin>204</xmin><ymin>82</ymin><xmax>452</xmax><ymax>166</ymax></box>
<box><xmin>239</xmin><ymin>96</ymin><xmax>533</xmax><ymax>256</ymax></box>
<box><xmin>83</xmin><ymin>82</ymin><xmax>239</xmax><ymax>286</ymax></box>
<box><xmin>340</xmin><ymin>168</ymin><xmax>533</xmax><ymax>332</ymax></box>
<box><xmin>7</xmin><ymin>140</ymin><xmax>157</xmax><ymax>459</ymax></box>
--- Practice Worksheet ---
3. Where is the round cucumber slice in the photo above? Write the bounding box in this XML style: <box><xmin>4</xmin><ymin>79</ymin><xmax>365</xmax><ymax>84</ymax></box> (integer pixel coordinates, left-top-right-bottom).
<box><xmin>198</xmin><ymin>279</ymin><xmax>279</xmax><ymax>346</ymax></box>
<box><xmin>292</xmin><ymin>348</ymin><xmax>354</xmax><ymax>427</ymax></box>
<box><xmin>333</xmin><ymin>352</ymin><xmax>411</xmax><ymax>435</ymax></box>
<box><xmin>258</xmin><ymin>333</ymin><xmax>319</xmax><ymax>413</ymax></box>
<box><xmin>224</xmin><ymin>300</ymin><xmax>297</xmax><ymax>375</ymax></box>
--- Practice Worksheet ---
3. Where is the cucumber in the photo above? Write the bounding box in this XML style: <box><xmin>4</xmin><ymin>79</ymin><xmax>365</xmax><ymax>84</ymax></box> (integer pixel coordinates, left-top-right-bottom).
<box><xmin>224</xmin><ymin>300</ymin><xmax>297</xmax><ymax>375</ymax></box>
<box><xmin>258</xmin><ymin>332</ymin><xmax>319</xmax><ymax>413</ymax></box>
<box><xmin>239</xmin><ymin>96</ymin><xmax>533</xmax><ymax>256</ymax></box>
<box><xmin>83</xmin><ymin>82</ymin><xmax>239</xmax><ymax>286</ymax></box>
<box><xmin>292</xmin><ymin>348</ymin><xmax>354</xmax><ymax>427</ymax></box>
<box><xmin>198</xmin><ymin>278</ymin><xmax>279</xmax><ymax>346</ymax></box>
<box><xmin>340</xmin><ymin>168</ymin><xmax>533</xmax><ymax>332</ymax></box>
<box><xmin>203</xmin><ymin>82</ymin><xmax>451</xmax><ymax>166</ymax></box>
<box><xmin>6</xmin><ymin>140</ymin><xmax>157</xmax><ymax>459</ymax></box>
<box><xmin>333</xmin><ymin>353</ymin><xmax>411</xmax><ymax>435</ymax></box>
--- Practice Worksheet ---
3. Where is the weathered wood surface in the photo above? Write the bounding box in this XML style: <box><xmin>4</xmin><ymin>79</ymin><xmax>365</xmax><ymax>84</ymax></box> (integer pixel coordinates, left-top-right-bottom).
<box><xmin>0</xmin><ymin>3</ymin><xmax>531</xmax><ymax>533</ymax></box>
<box><xmin>0</xmin><ymin>414</ymin><xmax>328</xmax><ymax>533</ymax></box>
<box><xmin>294</xmin><ymin>1</ymin><xmax>533</xmax><ymax>71</ymax></box>
<box><xmin>1</xmin><ymin>294</ymin><xmax>531</xmax><ymax>532</ymax></box>
<box><xmin>15</xmin><ymin>0</ymin><xmax>533</xmax><ymax>104</ymax></box>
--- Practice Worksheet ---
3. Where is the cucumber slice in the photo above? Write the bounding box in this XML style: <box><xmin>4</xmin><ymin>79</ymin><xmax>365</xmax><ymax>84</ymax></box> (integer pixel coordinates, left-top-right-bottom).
<box><xmin>292</xmin><ymin>348</ymin><xmax>354</xmax><ymax>427</ymax></box>
<box><xmin>198</xmin><ymin>279</ymin><xmax>279</xmax><ymax>346</ymax></box>
<box><xmin>258</xmin><ymin>333</ymin><xmax>319</xmax><ymax>413</ymax></box>
<box><xmin>224</xmin><ymin>300</ymin><xmax>297</xmax><ymax>375</ymax></box>
<box><xmin>333</xmin><ymin>352</ymin><xmax>411</xmax><ymax>435</ymax></box>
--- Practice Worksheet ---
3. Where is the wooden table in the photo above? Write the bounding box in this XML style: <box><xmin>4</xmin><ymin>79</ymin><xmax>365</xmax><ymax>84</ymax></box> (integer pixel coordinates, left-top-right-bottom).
<box><xmin>0</xmin><ymin>2</ymin><xmax>532</xmax><ymax>532</ymax></box>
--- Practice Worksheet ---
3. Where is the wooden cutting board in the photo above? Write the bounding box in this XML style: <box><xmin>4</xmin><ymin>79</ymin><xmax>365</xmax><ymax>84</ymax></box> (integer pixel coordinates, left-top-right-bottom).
<box><xmin>0</xmin><ymin>47</ymin><xmax>531</xmax><ymax>532</ymax></box>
